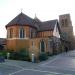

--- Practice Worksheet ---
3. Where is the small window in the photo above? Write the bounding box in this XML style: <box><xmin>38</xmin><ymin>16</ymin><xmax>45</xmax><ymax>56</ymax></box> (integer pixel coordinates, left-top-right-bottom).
<box><xmin>61</xmin><ymin>19</ymin><xmax>65</xmax><ymax>26</ymax></box>
<box><xmin>65</xmin><ymin>19</ymin><xmax>68</xmax><ymax>26</ymax></box>
<box><xmin>30</xmin><ymin>28</ymin><xmax>35</xmax><ymax>38</ymax></box>
<box><xmin>30</xmin><ymin>28</ymin><xmax>32</xmax><ymax>38</ymax></box>
<box><xmin>40</xmin><ymin>40</ymin><xmax>45</xmax><ymax>53</ymax></box>
<box><xmin>61</xmin><ymin>19</ymin><xmax>68</xmax><ymax>27</ymax></box>
<box><xmin>32</xmin><ymin>41</ymin><xmax>34</xmax><ymax>48</ymax></box>
<box><xmin>8</xmin><ymin>28</ymin><xmax>13</xmax><ymax>38</ymax></box>
<box><xmin>19</xmin><ymin>27</ymin><xmax>24</xmax><ymax>38</ymax></box>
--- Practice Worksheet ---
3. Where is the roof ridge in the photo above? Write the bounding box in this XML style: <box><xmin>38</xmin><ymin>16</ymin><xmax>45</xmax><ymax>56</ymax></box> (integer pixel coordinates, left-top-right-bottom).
<box><xmin>6</xmin><ymin>12</ymin><xmax>35</xmax><ymax>28</ymax></box>
<box><xmin>42</xmin><ymin>19</ymin><xmax>58</xmax><ymax>22</ymax></box>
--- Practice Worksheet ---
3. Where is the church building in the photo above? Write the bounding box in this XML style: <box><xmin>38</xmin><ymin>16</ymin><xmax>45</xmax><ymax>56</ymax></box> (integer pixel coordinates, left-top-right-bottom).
<box><xmin>5</xmin><ymin>12</ymin><xmax>74</xmax><ymax>59</ymax></box>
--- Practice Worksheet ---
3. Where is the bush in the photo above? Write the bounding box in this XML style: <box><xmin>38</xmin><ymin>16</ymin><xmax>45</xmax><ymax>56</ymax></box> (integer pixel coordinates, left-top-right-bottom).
<box><xmin>18</xmin><ymin>48</ymin><xmax>30</xmax><ymax>61</ymax></box>
<box><xmin>9</xmin><ymin>52</ymin><xmax>19</xmax><ymax>60</ymax></box>
<box><xmin>39</xmin><ymin>52</ymin><xmax>48</xmax><ymax>61</ymax></box>
<box><xmin>9</xmin><ymin>48</ymin><xmax>30</xmax><ymax>61</ymax></box>
<box><xmin>0</xmin><ymin>53</ymin><xmax>2</xmax><ymax>56</ymax></box>
<box><xmin>0</xmin><ymin>51</ymin><xmax>8</xmax><ymax>58</ymax></box>
<box><xmin>53</xmin><ymin>50</ymin><xmax>58</xmax><ymax>55</ymax></box>
<box><xmin>47</xmin><ymin>52</ymin><xmax>53</xmax><ymax>56</ymax></box>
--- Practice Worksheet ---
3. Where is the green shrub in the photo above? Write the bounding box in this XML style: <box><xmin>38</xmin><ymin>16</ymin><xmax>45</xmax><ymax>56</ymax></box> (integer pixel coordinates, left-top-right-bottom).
<box><xmin>9</xmin><ymin>48</ymin><xmax>30</xmax><ymax>61</ymax></box>
<box><xmin>0</xmin><ymin>52</ymin><xmax>2</xmax><ymax>56</ymax></box>
<box><xmin>18</xmin><ymin>48</ymin><xmax>30</xmax><ymax>61</ymax></box>
<box><xmin>0</xmin><ymin>51</ymin><xmax>8</xmax><ymax>58</ymax></box>
<box><xmin>47</xmin><ymin>52</ymin><xmax>53</xmax><ymax>56</ymax></box>
<box><xmin>9</xmin><ymin>52</ymin><xmax>19</xmax><ymax>60</ymax></box>
<box><xmin>39</xmin><ymin>52</ymin><xmax>48</xmax><ymax>61</ymax></box>
<box><xmin>53</xmin><ymin>50</ymin><xmax>58</xmax><ymax>55</ymax></box>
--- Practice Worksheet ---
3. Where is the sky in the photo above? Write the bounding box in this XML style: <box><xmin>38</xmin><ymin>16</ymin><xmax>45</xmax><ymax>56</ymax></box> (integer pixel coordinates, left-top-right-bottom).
<box><xmin>0</xmin><ymin>0</ymin><xmax>75</xmax><ymax>38</ymax></box>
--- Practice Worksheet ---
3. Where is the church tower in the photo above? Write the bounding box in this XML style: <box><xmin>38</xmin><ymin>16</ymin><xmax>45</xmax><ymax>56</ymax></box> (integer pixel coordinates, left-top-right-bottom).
<box><xmin>59</xmin><ymin>14</ymin><xmax>75</xmax><ymax>49</ymax></box>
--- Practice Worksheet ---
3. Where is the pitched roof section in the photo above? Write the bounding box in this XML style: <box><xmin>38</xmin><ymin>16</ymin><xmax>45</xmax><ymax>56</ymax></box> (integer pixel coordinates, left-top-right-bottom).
<box><xmin>6</xmin><ymin>12</ymin><xmax>60</xmax><ymax>32</ymax></box>
<box><xmin>33</xmin><ymin>17</ymin><xmax>58</xmax><ymax>31</ymax></box>
<box><xmin>38</xmin><ymin>19</ymin><xmax>58</xmax><ymax>31</ymax></box>
<box><xmin>33</xmin><ymin>17</ymin><xmax>42</xmax><ymax>30</ymax></box>
<box><xmin>6</xmin><ymin>12</ymin><xmax>36</xmax><ymax>28</ymax></box>
<box><xmin>34</xmin><ymin>16</ymin><xmax>41</xmax><ymax>23</ymax></box>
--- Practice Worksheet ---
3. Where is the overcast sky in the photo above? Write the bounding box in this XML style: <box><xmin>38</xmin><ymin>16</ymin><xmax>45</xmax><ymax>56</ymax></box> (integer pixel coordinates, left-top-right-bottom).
<box><xmin>0</xmin><ymin>0</ymin><xmax>75</xmax><ymax>38</ymax></box>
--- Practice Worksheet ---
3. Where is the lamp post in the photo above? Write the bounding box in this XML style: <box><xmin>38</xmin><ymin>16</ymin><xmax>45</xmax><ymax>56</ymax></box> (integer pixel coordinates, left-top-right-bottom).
<box><xmin>7</xmin><ymin>52</ymin><xmax>10</xmax><ymax>59</ymax></box>
<box><xmin>31</xmin><ymin>53</ymin><xmax>35</xmax><ymax>63</ymax></box>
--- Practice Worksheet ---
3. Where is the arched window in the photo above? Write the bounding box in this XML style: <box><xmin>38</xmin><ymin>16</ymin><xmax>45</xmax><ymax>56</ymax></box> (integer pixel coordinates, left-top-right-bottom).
<box><xmin>40</xmin><ymin>40</ymin><xmax>46</xmax><ymax>53</ymax></box>
<box><xmin>48</xmin><ymin>39</ymin><xmax>53</xmax><ymax>53</ymax></box>
<box><xmin>30</xmin><ymin>28</ymin><xmax>34</xmax><ymax>38</ymax></box>
<box><xmin>30</xmin><ymin>28</ymin><xmax>36</xmax><ymax>38</ymax></box>
<box><xmin>8</xmin><ymin>28</ymin><xmax>13</xmax><ymax>38</ymax></box>
<box><xmin>19</xmin><ymin>27</ymin><xmax>24</xmax><ymax>38</ymax></box>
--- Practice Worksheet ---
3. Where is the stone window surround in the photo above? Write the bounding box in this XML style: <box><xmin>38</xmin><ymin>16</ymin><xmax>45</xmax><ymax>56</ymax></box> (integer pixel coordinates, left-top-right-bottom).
<box><xmin>40</xmin><ymin>40</ymin><xmax>46</xmax><ymax>53</ymax></box>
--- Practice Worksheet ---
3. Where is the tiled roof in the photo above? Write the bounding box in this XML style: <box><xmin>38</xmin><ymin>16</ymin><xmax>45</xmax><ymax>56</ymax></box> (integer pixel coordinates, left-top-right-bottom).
<box><xmin>33</xmin><ymin>17</ymin><xmax>42</xmax><ymax>30</ymax></box>
<box><xmin>33</xmin><ymin>17</ymin><xmax>58</xmax><ymax>31</ymax></box>
<box><xmin>6</xmin><ymin>13</ymin><xmax>60</xmax><ymax>32</ymax></box>
<box><xmin>38</xmin><ymin>19</ymin><xmax>58</xmax><ymax>31</ymax></box>
<box><xmin>6</xmin><ymin>12</ymin><xmax>36</xmax><ymax>28</ymax></box>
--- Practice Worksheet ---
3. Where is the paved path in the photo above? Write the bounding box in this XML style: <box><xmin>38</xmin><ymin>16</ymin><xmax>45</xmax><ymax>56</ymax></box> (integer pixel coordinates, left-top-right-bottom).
<box><xmin>0</xmin><ymin>50</ymin><xmax>75</xmax><ymax>75</ymax></box>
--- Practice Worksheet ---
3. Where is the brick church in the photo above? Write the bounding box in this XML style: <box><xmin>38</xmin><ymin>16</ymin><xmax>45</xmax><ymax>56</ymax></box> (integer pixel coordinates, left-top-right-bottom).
<box><xmin>5</xmin><ymin>12</ymin><xmax>74</xmax><ymax>59</ymax></box>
